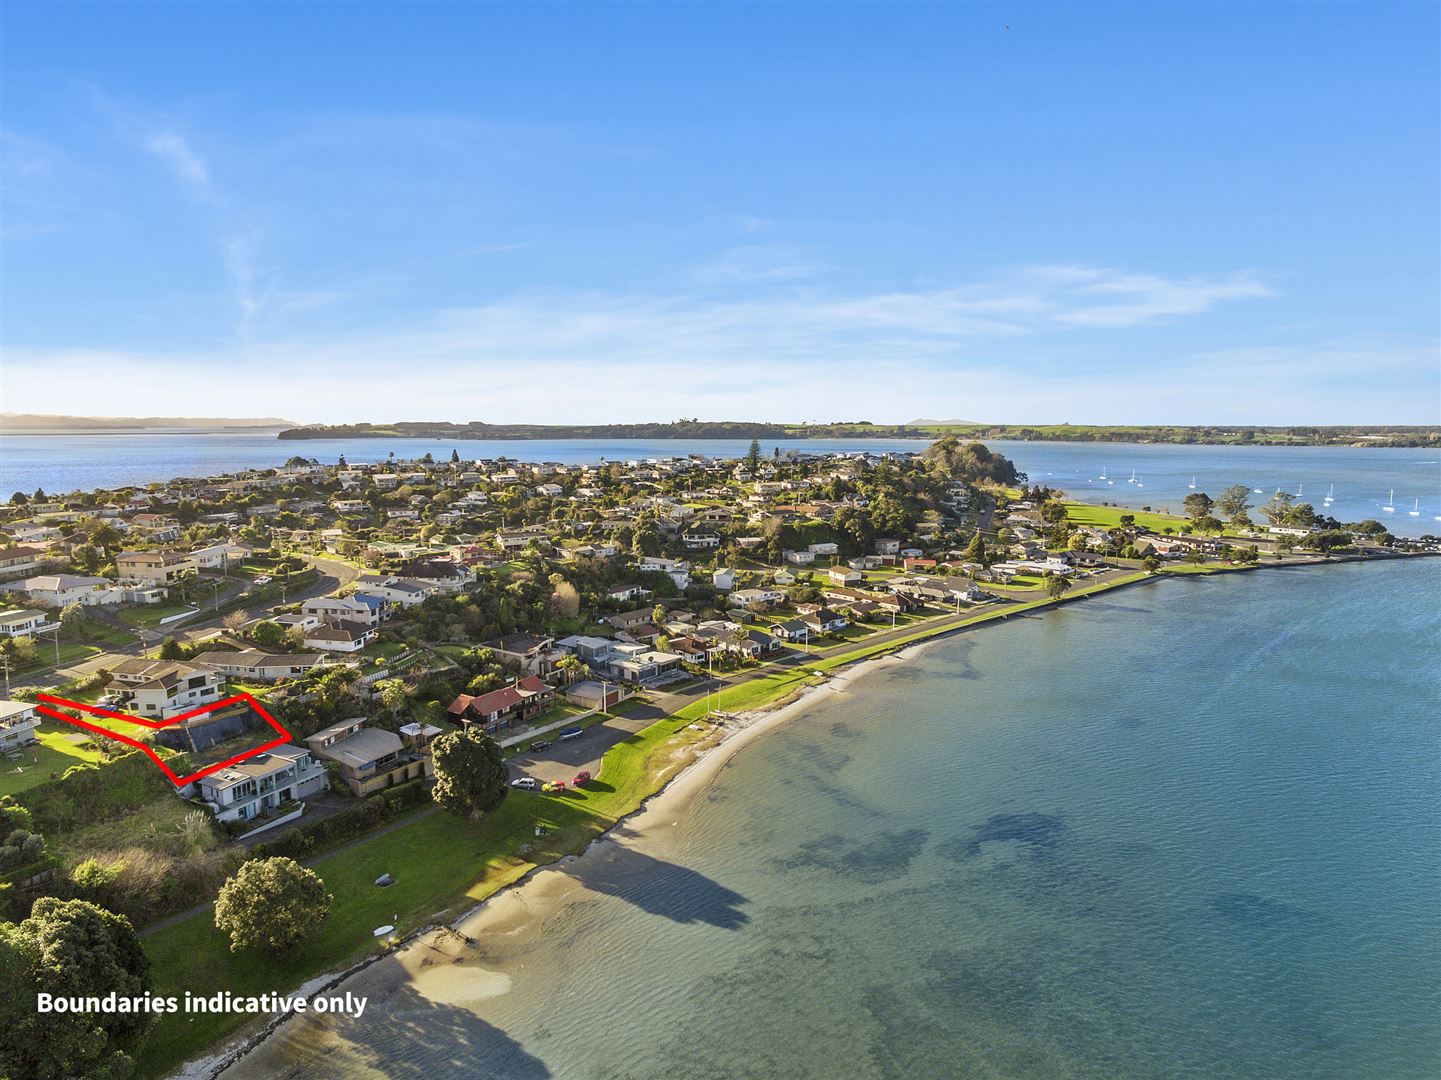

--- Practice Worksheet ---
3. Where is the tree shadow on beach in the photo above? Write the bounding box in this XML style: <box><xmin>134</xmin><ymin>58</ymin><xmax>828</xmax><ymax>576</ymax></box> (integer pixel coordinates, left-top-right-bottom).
<box><xmin>569</xmin><ymin>843</ymin><xmax>749</xmax><ymax>930</ymax></box>
<box><xmin>230</xmin><ymin>982</ymin><xmax>552</xmax><ymax>1080</ymax></box>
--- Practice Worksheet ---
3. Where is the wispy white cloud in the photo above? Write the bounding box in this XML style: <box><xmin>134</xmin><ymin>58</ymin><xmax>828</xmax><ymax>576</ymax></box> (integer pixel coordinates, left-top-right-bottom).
<box><xmin>7</xmin><ymin>262</ymin><xmax>1381</xmax><ymax>424</ymax></box>
<box><xmin>144</xmin><ymin>131</ymin><xmax>211</xmax><ymax>193</ymax></box>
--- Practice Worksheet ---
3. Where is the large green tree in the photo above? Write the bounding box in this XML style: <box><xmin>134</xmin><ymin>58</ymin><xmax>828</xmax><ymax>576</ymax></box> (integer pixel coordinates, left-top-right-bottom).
<box><xmin>1043</xmin><ymin>574</ymin><xmax>1072</xmax><ymax>600</ymax></box>
<box><xmin>1182</xmin><ymin>492</ymin><xmax>1214</xmax><ymax>519</ymax></box>
<box><xmin>431</xmin><ymin>727</ymin><xmax>509</xmax><ymax>818</ymax></box>
<box><xmin>214</xmin><ymin>857</ymin><xmax>332</xmax><ymax>953</ymax></box>
<box><xmin>0</xmin><ymin>897</ymin><xmax>152</xmax><ymax>1080</ymax></box>
<box><xmin>1215</xmin><ymin>484</ymin><xmax>1252</xmax><ymax>524</ymax></box>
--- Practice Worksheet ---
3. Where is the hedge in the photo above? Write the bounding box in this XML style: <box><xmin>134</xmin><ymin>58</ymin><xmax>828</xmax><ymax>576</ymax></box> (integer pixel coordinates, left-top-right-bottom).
<box><xmin>248</xmin><ymin>780</ymin><xmax>430</xmax><ymax>861</ymax></box>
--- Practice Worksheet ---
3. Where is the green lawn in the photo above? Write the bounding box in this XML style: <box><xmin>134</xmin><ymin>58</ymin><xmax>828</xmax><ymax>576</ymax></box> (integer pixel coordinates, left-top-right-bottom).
<box><xmin>1062</xmin><ymin>502</ymin><xmax>1191</xmax><ymax>533</ymax></box>
<box><xmin>132</xmin><ymin>567</ymin><xmax>1156</xmax><ymax>1078</ymax></box>
<box><xmin>136</xmin><ymin>710</ymin><xmax>711</xmax><ymax>1076</ymax></box>
<box><xmin>118</xmin><ymin>602</ymin><xmax>200</xmax><ymax>630</ymax></box>
<box><xmin>0</xmin><ymin>723</ymin><xmax>106</xmax><ymax>797</ymax></box>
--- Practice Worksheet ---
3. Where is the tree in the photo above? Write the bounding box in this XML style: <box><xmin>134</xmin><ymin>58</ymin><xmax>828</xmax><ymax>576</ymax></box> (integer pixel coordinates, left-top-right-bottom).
<box><xmin>1259</xmin><ymin>491</ymin><xmax>1294</xmax><ymax>525</ymax></box>
<box><xmin>375</xmin><ymin>677</ymin><xmax>407</xmax><ymax>714</ymax></box>
<box><xmin>555</xmin><ymin>654</ymin><xmax>587</xmax><ymax>684</ymax></box>
<box><xmin>158</xmin><ymin>636</ymin><xmax>184</xmax><ymax>661</ymax></box>
<box><xmin>250</xmin><ymin>620</ymin><xmax>286</xmax><ymax>648</ymax></box>
<box><xmin>8</xmin><ymin>491</ymin><xmax>27</xmax><ymax>506</ymax></box>
<box><xmin>1043</xmin><ymin>574</ymin><xmax>1072</xmax><ymax>599</ymax></box>
<box><xmin>652</xmin><ymin>603</ymin><xmax>667</xmax><ymax>625</ymax></box>
<box><xmin>0</xmin><ymin>897</ymin><xmax>152</xmax><ymax>1080</ymax></box>
<box><xmin>431</xmin><ymin>727</ymin><xmax>508</xmax><ymax>817</ymax></box>
<box><xmin>214</xmin><ymin>857</ymin><xmax>332</xmax><ymax>953</ymax></box>
<box><xmin>1215</xmin><ymin>484</ymin><xmax>1251</xmax><ymax>524</ymax></box>
<box><xmin>1182</xmin><ymin>492</ymin><xmax>1214</xmax><ymax>520</ymax></box>
<box><xmin>1040</xmin><ymin>501</ymin><xmax>1067</xmax><ymax>524</ymax></box>
<box><xmin>222</xmin><ymin>610</ymin><xmax>248</xmax><ymax>633</ymax></box>
<box><xmin>450</xmin><ymin>448</ymin><xmax>461</xmax><ymax>463</ymax></box>
<box><xmin>745</xmin><ymin>438</ymin><xmax>761</xmax><ymax>474</ymax></box>
<box><xmin>961</xmin><ymin>531</ymin><xmax>988</xmax><ymax>566</ymax></box>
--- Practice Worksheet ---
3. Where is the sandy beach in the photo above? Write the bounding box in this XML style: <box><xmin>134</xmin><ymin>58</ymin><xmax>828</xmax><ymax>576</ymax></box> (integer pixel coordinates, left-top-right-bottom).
<box><xmin>194</xmin><ymin>649</ymin><xmax>913</xmax><ymax>1079</ymax></box>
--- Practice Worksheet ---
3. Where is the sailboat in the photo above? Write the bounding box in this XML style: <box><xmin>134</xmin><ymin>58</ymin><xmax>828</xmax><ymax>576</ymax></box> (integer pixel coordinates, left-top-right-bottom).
<box><xmin>1136</xmin><ymin>474</ymin><xmax>1144</xmax><ymax>488</ymax></box>
<box><xmin>1128</xmin><ymin>468</ymin><xmax>1137</xmax><ymax>484</ymax></box>
<box><xmin>1323</xmin><ymin>483</ymin><xmax>1334</xmax><ymax>506</ymax></box>
<box><xmin>1099</xmin><ymin>466</ymin><xmax>1108</xmax><ymax>481</ymax></box>
<box><xmin>1253</xmin><ymin>487</ymin><xmax>1264</xmax><ymax>494</ymax></box>
<box><xmin>1188</xmin><ymin>476</ymin><xmax>1196</xmax><ymax>490</ymax></box>
<box><xmin>1295</xmin><ymin>483</ymin><xmax>1303</xmax><ymax>498</ymax></box>
<box><xmin>1382</xmin><ymin>489</ymin><xmax>1395</xmax><ymax>513</ymax></box>
<box><xmin>1408</xmin><ymin>498</ymin><xmax>1420</xmax><ymax>517</ymax></box>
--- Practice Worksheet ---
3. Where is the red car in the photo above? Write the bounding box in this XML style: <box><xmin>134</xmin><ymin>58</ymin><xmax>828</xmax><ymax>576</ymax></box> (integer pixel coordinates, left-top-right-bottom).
<box><xmin>572</xmin><ymin>770</ymin><xmax>592</xmax><ymax>787</ymax></box>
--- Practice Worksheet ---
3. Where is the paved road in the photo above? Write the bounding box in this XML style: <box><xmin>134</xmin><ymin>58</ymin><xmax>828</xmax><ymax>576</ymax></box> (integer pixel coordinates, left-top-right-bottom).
<box><xmin>13</xmin><ymin>555</ymin><xmax>361</xmax><ymax>691</ymax></box>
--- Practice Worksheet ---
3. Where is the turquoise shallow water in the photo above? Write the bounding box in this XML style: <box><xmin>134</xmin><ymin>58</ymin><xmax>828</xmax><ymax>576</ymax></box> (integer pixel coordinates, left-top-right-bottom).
<box><xmin>234</xmin><ymin>559</ymin><xmax>1440</xmax><ymax>1079</ymax></box>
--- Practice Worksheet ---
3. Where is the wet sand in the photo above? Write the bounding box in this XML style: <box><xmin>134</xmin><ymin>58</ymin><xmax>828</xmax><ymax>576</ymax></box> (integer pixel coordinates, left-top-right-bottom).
<box><xmin>199</xmin><ymin>651</ymin><xmax>911</xmax><ymax>1079</ymax></box>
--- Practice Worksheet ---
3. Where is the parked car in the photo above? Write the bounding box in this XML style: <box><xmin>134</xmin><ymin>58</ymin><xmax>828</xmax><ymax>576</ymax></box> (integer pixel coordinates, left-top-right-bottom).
<box><xmin>572</xmin><ymin>770</ymin><xmax>592</xmax><ymax>786</ymax></box>
<box><xmin>558</xmin><ymin>727</ymin><xmax>585</xmax><ymax>741</ymax></box>
<box><xmin>541</xmin><ymin>779</ymin><xmax>567</xmax><ymax>793</ymax></box>
<box><xmin>529</xmin><ymin>739</ymin><xmax>552</xmax><ymax>752</ymax></box>
<box><xmin>253</xmin><ymin>575</ymin><xmax>272</xmax><ymax>585</ymax></box>
<box><xmin>510</xmin><ymin>777</ymin><xmax>538</xmax><ymax>790</ymax></box>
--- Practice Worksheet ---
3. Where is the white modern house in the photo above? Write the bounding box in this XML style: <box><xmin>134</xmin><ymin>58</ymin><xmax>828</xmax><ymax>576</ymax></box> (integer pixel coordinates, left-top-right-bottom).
<box><xmin>0</xmin><ymin>700</ymin><xmax>41</xmax><ymax>752</ymax></box>
<box><xmin>108</xmin><ymin>659</ymin><xmax>225</xmax><ymax>719</ymax></box>
<box><xmin>193</xmin><ymin>745</ymin><xmax>328</xmax><ymax>825</ymax></box>
<box><xmin>0</xmin><ymin>608</ymin><xmax>60</xmax><ymax>640</ymax></box>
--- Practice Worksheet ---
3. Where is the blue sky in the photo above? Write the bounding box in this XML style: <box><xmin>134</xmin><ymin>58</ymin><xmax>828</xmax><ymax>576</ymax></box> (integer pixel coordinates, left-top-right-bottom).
<box><xmin>2</xmin><ymin>1</ymin><xmax>1437</xmax><ymax>424</ymax></box>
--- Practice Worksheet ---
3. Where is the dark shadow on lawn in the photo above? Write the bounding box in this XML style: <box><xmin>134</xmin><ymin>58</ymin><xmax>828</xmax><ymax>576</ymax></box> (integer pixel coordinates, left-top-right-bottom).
<box><xmin>569</xmin><ymin>843</ymin><xmax>749</xmax><ymax>930</ymax></box>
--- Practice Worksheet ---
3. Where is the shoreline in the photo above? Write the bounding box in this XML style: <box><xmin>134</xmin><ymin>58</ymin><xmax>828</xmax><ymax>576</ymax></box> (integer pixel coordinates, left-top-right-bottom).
<box><xmin>183</xmin><ymin>648</ymin><xmax>914</xmax><ymax>1078</ymax></box>
<box><xmin>166</xmin><ymin>556</ymin><xmax>1430</xmax><ymax>1078</ymax></box>
<box><xmin>190</xmin><ymin>572</ymin><xmax>1174</xmax><ymax>1078</ymax></box>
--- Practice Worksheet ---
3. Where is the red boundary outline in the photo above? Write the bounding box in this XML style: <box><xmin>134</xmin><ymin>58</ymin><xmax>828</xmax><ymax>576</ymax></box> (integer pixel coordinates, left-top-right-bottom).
<box><xmin>34</xmin><ymin>691</ymin><xmax>293</xmax><ymax>788</ymax></box>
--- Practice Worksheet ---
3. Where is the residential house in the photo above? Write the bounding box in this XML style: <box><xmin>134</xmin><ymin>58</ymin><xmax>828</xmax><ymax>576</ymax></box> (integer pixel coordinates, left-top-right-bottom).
<box><xmin>108</xmin><ymin>659</ymin><xmax>224</xmax><ymax>719</ymax></box>
<box><xmin>304</xmin><ymin>621</ymin><xmax>378</xmax><ymax>653</ymax></box>
<box><xmin>446</xmin><ymin>675</ymin><xmax>555</xmax><ymax>733</ymax></box>
<box><xmin>712</xmin><ymin>567</ymin><xmax>736</xmax><ymax>592</ymax></box>
<box><xmin>189</xmin><ymin>542</ymin><xmax>248</xmax><ymax>571</ymax></box>
<box><xmin>731</xmin><ymin>586</ymin><xmax>785</xmax><ymax>608</ymax></box>
<box><xmin>0</xmin><ymin>546</ymin><xmax>54</xmax><ymax>579</ymax></box>
<box><xmin>0</xmin><ymin>608</ymin><xmax>59</xmax><ymax>640</ymax></box>
<box><xmin>0</xmin><ymin>700</ymin><xmax>41</xmax><ymax>752</ymax></box>
<box><xmin>783</xmin><ymin>549</ymin><xmax>816</xmax><ymax>565</ymax></box>
<box><xmin>607</xmin><ymin>584</ymin><xmax>653</xmax><ymax>603</ymax></box>
<box><xmin>635</xmin><ymin>555</ymin><xmax>691</xmax><ymax>590</ymax></box>
<box><xmin>801</xmin><ymin>607</ymin><xmax>849</xmax><ymax>634</ymax></box>
<box><xmin>5</xmin><ymin>574</ymin><xmax>119</xmax><ymax>607</ymax></box>
<box><xmin>191</xmin><ymin>650</ymin><xmax>326</xmax><ymax>682</ymax></box>
<box><xmin>487</xmin><ymin>633</ymin><xmax>560</xmax><ymax>676</ymax></box>
<box><xmin>608</xmin><ymin>607</ymin><xmax>655</xmax><ymax>631</ymax></box>
<box><xmin>304</xmin><ymin>717</ymin><xmax>432</xmax><ymax>796</ymax></box>
<box><xmin>827</xmin><ymin>566</ymin><xmax>863</xmax><ymax>586</ymax></box>
<box><xmin>302</xmin><ymin>594</ymin><xmax>384</xmax><ymax>627</ymax></box>
<box><xmin>194</xmin><ymin>746</ymin><xmax>328</xmax><ymax>825</ymax></box>
<box><xmin>606</xmin><ymin>644</ymin><xmax>685</xmax><ymax>684</ymax></box>
<box><xmin>116</xmin><ymin>549</ymin><xmax>194</xmax><ymax>585</ymax></box>
<box><xmin>354</xmin><ymin>576</ymin><xmax>431</xmax><ymax>608</ymax></box>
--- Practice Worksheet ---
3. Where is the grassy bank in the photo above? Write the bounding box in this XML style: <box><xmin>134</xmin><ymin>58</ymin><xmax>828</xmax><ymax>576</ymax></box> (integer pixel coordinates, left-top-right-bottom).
<box><xmin>134</xmin><ymin>570</ymin><xmax>1153</xmax><ymax>1077</ymax></box>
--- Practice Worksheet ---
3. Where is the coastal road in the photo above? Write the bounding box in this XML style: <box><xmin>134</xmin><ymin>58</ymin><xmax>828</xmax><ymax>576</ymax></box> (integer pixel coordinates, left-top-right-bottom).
<box><xmin>12</xmin><ymin>555</ymin><xmax>361</xmax><ymax>691</ymax></box>
<box><xmin>506</xmin><ymin>574</ymin><xmax>1150</xmax><ymax>785</ymax></box>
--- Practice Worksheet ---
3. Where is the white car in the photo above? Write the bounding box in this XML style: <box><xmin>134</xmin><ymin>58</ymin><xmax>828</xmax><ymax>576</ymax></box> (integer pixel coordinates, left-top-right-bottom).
<box><xmin>510</xmin><ymin>777</ymin><xmax>538</xmax><ymax>791</ymax></box>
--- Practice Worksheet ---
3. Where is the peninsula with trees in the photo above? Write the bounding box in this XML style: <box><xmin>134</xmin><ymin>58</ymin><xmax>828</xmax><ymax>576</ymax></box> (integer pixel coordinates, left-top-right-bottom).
<box><xmin>275</xmin><ymin>419</ymin><xmax>1441</xmax><ymax>448</ymax></box>
<box><xmin>0</xmin><ymin>436</ymin><xmax>1434</xmax><ymax>1078</ymax></box>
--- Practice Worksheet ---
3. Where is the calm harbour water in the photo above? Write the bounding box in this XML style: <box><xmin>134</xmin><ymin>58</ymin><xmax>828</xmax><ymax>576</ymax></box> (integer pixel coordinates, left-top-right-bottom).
<box><xmin>231</xmin><ymin>558</ymin><xmax>1440</xmax><ymax>1080</ymax></box>
<box><xmin>2</xmin><ymin>430</ymin><xmax>1438</xmax><ymax>536</ymax></box>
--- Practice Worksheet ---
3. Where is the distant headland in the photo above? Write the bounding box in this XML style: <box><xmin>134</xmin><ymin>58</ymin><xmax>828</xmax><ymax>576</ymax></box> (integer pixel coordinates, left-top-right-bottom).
<box><xmin>3</xmin><ymin>413</ymin><xmax>298</xmax><ymax>432</ymax></box>
<box><xmin>275</xmin><ymin>420</ymin><xmax>1441</xmax><ymax>448</ymax></box>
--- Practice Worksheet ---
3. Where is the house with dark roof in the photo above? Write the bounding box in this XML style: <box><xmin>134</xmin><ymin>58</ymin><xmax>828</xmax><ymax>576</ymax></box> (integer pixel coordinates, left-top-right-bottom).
<box><xmin>304</xmin><ymin>717</ymin><xmax>433</xmax><ymax>796</ymax></box>
<box><xmin>446</xmin><ymin>675</ymin><xmax>555</xmax><ymax>734</ymax></box>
